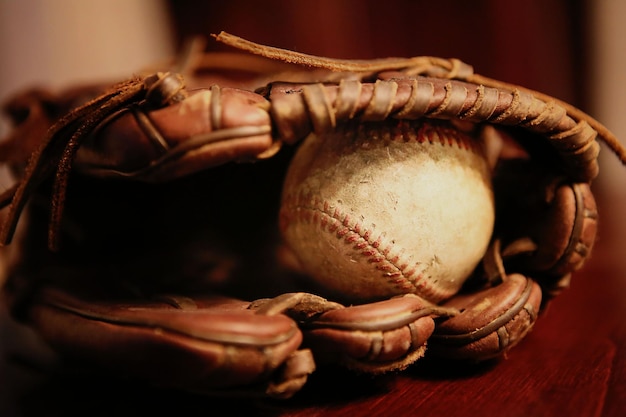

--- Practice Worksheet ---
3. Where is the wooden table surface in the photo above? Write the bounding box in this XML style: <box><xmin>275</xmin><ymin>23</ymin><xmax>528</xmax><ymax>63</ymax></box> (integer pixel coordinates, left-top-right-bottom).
<box><xmin>1</xmin><ymin>186</ymin><xmax>625</xmax><ymax>417</ymax></box>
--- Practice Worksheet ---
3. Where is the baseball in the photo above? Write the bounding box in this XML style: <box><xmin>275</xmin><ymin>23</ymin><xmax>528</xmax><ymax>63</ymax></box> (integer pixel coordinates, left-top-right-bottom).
<box><xmin>279</xmin><ymin>120</ymin><xmax>495</xmax><ymax>303</ymax></box>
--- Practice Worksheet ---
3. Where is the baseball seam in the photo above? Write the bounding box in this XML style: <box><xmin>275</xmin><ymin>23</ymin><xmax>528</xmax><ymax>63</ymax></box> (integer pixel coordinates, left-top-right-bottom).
<box><xmin>283</xmin><ymin>122</ymin><xmax>478</xmax><ymax>301</ymax></box>
<box><xmin>284</xmin><ymin>192</ymin><xmax>449</xmax><ymax>301</ymax></box>
<box><xmin>353</xmin><ymin>120</ymin><xmax>482</xmax><ymax>154</ymax></box>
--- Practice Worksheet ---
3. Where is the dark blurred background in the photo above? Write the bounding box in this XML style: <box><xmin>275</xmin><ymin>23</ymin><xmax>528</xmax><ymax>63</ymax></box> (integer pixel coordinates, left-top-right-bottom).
<box><xmin>168</xmin><ymin>0</ymin><xmax>586</xmax><ymax>106</ymax></box>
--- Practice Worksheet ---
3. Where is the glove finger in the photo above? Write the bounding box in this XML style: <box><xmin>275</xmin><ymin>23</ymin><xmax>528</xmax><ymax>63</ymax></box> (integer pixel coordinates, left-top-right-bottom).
<box><xmin>522</xmin><ymin>182</ymin><xmax>597</xmax><ymax>287</ymax></box>
<box><xmin>257</xmin><ymin>293</ymin><xmax>456</xmax><ymax>373</ymax></box>
<box><xmin>75</xmin><ymin>86</ymin><xmax>275</xmax><ymax>181</ymax></box>
<box><xmin>25</xmin><ymin>287</ymin><xmax>314</xmax><ymax>399</ymax></box>
<box><xmin>492</xmin><ymin>159</ymin><xmax>598</xmax><ymax>296</ymax></box>
<box><xmin>429</xmin><ymin>274</ymin><xmax>542</xmax><ymax>361</ymax></box>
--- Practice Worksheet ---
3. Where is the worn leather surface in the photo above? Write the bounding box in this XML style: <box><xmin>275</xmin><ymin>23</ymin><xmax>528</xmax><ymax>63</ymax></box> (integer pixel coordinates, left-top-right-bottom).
<box><xmin>430</xmin><ymin>274</ymin><xmax>542</xmax><ymax>360</ymax></box>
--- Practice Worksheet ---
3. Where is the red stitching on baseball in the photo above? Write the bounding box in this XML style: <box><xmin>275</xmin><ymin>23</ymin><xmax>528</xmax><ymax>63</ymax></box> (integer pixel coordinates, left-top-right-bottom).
<box><xmin>282</xmin><ymin>121</ymin><xmax>478</xmax><ymax>301</ymax></box>
<box><xmin>350</xmin><ymin>120</ymin><xmax>481</xmax><ymax>153</ymax></box>
<box><xmin>284</xmin><ymin>191</ymin><xmax>447</xmax><ymax>298</ymax></box>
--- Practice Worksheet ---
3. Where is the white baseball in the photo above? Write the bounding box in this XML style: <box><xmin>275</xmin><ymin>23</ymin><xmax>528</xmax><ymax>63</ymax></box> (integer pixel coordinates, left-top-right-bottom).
<box><xmin>279</xmin><ymin>120</ymin><xmax>495</xmax><ymax>303</ymax></box>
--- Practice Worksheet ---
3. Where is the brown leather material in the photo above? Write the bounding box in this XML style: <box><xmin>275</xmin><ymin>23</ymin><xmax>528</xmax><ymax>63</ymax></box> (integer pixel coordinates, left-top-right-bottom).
<box><xmin>266</xmin><ymin>75</ymin><xmax>602</xmax><ymax>184</ymax></box>
<box><xmin>27</xmin><ymin>287</ymin><xmax>313</xmax><ymax>398</ymax></box>
<box><xmin>262</xmin><ymin>79</ymin><xmax>605</xmax><ymax>185</ymax></box>
<box><xmin>429</xmin><ymin>274</ymin><xmax>542</xmax><ymax>360</ymax></box>
<box><xmin>528</xmin><ymin>183</ymin><xmax>598</xmax><ymax>277</ymax></box>
<box><xmin>75</xmin><ymin>87</ymin><xmax>274</xmax><ymax>181</ymax></box>
<box><xmin>491</xmin><ymin>158</ymin><xmax>598</xmax><ymax>295</ymax></box>
<box><xmin>250</xmin><ymin>292</ymin><xmax>455</xmax><ymax>373</ymax></box>
<box><xmin>302</xmin><ymin>295</ymin><xmax>452</xmax><ymax>332</ymax></box>
<box><xmin>299</xmin><ymin>295</ymin><xmax>454</xmax><ymax>373</ymax></box>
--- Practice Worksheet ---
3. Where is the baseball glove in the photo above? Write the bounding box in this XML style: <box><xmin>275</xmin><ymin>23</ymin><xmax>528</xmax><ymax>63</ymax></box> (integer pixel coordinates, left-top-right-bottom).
<box><xmin>1</xmin><ymin>33</ymin><xmax>624</xmax><ymax>398</ymax></box>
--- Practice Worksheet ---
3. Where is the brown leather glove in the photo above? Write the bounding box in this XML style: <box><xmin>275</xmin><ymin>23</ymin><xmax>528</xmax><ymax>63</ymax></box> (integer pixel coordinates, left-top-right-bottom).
<box><xmin>1</xmin><ymin>33</ymin><xmax>624</xmax><ymax>397</ymax></box>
